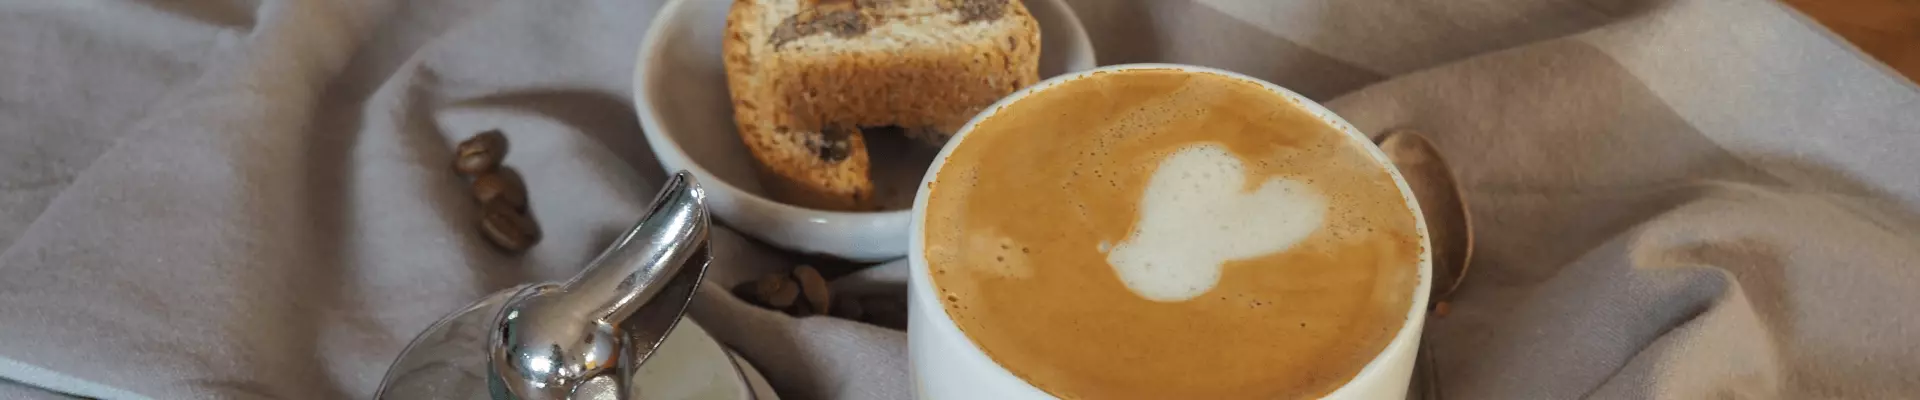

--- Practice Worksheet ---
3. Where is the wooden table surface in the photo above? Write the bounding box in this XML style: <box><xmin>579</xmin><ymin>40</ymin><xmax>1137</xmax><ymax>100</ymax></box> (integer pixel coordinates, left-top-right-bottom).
<box><xmin>1782</xmin><ymin>0</ymin><xmax>1920</xmax><ymax>82</ymax></box>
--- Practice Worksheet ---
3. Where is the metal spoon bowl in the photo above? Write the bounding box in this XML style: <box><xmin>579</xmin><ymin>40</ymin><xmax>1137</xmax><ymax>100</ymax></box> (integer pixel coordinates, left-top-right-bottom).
<box><xmin>1378</xmin><ymin>130</ymin><xmax>1473</xmax><ymax>400</ymax></box>
<box><xmin>1379</xmin><ymin>130</ymin><xmax>1473</xmax><ymax>310</ymax></box>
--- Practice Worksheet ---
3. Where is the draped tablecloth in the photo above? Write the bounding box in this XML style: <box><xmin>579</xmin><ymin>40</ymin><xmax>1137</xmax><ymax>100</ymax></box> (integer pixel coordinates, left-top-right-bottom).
<box><xmin>1</xmin><ymin>0</ymin><xmax>1916</xmax><ymax>398</ymax></box>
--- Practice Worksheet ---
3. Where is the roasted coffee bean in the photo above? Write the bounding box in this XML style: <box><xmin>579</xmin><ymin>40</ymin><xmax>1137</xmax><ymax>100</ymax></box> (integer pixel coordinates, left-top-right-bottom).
<box><xmin>792</xmin><ymin>265</ymin><xmax>833</xmax><ymax>315</ymax></box>
<box><xmin>471</xmin><ymin>167</ymin><xmax>528</xmax><ymax>211</ymax></box>
<box><xmin>478</xmin><ymin>200</ymin><xmax>540</xmax><ymax>252</ymax></box>
<box><xmin>830</xmin><ymin>296</ymin><xmax>866</xmax><ymax>320</ymax></box>
<box><xmin>754</xmin><ymin>273</ymin><xmax>801</xmax><ymax>309</ymax></box>
<box><xmin>454</xmin><ymin>130</ymin><xmax>508</xmax><ymax>175</ymax></box>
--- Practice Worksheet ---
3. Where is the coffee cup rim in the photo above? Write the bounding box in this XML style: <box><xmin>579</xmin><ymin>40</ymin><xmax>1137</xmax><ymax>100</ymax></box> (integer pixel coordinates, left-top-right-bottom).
<box><xmin>906</xmin><ymin>63</ymin><xmax>1435</xmax><ymax>397</ymax></box>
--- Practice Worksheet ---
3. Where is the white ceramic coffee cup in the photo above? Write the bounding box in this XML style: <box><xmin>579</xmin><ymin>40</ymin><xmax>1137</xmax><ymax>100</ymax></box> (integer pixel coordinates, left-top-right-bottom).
<box><xmin>906</xmin><ymin>64</ymin><xmax>1433</xmax><ymax>399</ymax></box>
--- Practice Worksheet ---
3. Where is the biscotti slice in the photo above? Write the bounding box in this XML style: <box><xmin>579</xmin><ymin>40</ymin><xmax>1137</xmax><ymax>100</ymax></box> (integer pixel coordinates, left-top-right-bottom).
<box><xmin>724</xmin><ymin>0</ymin><xmax>1042</xmax><ymax>211</ymax></box>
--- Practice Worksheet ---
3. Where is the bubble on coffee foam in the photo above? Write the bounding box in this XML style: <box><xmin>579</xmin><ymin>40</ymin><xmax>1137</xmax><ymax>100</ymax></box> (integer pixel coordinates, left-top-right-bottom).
<box><xmin>962</xmin><ymin>230</ymin><xmax>1034</xmax><ymax>280</ymax></box>
<box><xmin>925</xmin><ymin>164</ymin><xmax>983</xmax><ymax>283</ymax></box>
<box><xmin>1094</xmin><ymin>92</ymin><xmax>1201</xmax><ymax>151</ymax></box>
<box><xmin>926</xmin><ymin>240</ymin><xmax>959</xmax><ymax>276</ymax></box>
<box><xmin>1105</xmin><ymin>144</ymin><xmax>1327</xmax><ymax>302</ymax></box>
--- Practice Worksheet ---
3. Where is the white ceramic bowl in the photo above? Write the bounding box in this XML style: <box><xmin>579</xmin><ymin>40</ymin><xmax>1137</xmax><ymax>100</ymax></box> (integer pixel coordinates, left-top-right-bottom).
<box><xmin>633</xmin><ymin>0</ymin><xmax>1097</xmax><ymax>262</ymax></box>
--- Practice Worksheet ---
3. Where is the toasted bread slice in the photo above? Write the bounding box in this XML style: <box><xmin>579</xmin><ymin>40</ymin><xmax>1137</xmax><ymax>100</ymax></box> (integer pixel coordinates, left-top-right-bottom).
<box><xmin>724</xmin><ymin>0</ymin><xmax>1041</xmax><ymax>210</ymax></box>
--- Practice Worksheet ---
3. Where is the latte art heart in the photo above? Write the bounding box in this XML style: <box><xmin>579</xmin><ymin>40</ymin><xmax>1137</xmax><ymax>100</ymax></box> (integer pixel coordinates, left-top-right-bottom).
<box><xmin>1105</xmin><ymin>143</ymin><xmax>1327</xmax><ymax>302</ymax></box>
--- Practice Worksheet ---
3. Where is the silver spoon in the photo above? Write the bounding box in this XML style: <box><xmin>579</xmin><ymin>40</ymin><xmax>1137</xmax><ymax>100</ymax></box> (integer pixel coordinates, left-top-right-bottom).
<box><xmin>1378</xmin><ymin>130</ymin><xmax>1473</xmax><ymax>400</ymax></box>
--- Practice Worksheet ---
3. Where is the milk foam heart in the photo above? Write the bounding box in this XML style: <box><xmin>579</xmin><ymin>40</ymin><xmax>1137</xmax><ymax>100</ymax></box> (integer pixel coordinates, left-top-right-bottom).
<box><xmin>1105</xmin><ymin>143</ymin><xmax>1327</xmax><ymax>302</ymax></box>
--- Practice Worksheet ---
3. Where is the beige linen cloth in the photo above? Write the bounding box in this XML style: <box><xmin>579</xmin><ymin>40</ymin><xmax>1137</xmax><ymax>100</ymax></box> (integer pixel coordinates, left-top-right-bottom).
<box><xmin>1</xmin><ymin>0</ymin><xmax>1917</xmax><ymax>398</ymax></box>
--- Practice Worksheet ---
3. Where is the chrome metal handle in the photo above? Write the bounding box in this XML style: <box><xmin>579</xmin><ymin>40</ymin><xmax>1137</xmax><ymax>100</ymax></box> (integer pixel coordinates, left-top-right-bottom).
<box><xmin>560</xmin><ymin>171</ymin><xmax>709</xmax><ymax>331</ymax></box>
<box><xmin>487</xmin><ymin>171</ymin><xmax>711</xmax><ymax>400</ymax></box>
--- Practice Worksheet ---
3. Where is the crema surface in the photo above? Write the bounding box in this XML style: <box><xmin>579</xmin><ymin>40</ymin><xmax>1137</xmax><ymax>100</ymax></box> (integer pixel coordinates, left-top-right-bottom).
<box><xmin>923</xmin><ymin>69</ymin><xmax>1424</xmax><ymax>399</ymax></box>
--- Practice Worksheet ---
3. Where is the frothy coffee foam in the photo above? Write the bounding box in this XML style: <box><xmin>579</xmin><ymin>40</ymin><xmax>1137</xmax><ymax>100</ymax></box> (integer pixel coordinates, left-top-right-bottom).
<box><xmin>924</xmin><ymin>69</ymin><xmax>1422</xmax><ymax>399</ymax></box>
<box><xmin>1107</xmin><ymin>143</ymin><xmax>1326</xmax><ymax>302</ymax></box>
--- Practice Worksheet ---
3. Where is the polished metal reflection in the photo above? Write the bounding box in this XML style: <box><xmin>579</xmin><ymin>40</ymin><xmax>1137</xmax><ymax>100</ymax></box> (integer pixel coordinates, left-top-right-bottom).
<box><xmin>1379</xmin><ymin>131</ymin><xmax>1473</xmax><ymax>400</ymax></box>
<box><xmin>489</xmin><ymin>171</ymin><xmax>712</xmax><ymax>400</ymax></box>
<box><xmin>378</xmin><ymin>285</ymin><xmax>534</xmax><ymax>400</ymax></box>
<box><xmin>374</xmin><ymin>172</ymin><xmax>714</xmax><ymax>400</ymax></box>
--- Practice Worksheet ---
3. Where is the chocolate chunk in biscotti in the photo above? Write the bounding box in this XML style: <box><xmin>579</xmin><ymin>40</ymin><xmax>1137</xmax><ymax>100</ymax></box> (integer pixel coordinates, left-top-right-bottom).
<box><xmin>808</xmin><ymin>126</ymin><xmax>856</xmax><ymax>162</ymax></box>
<box><xmin>770</xmin><ymin>8</ymin><xmax>869</xmax><ymax>49</ymax></box>
<box><xmin>942</xmin><ymin>0</ymin><xmax>1010</xmax><ymax>23</ymax></box>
